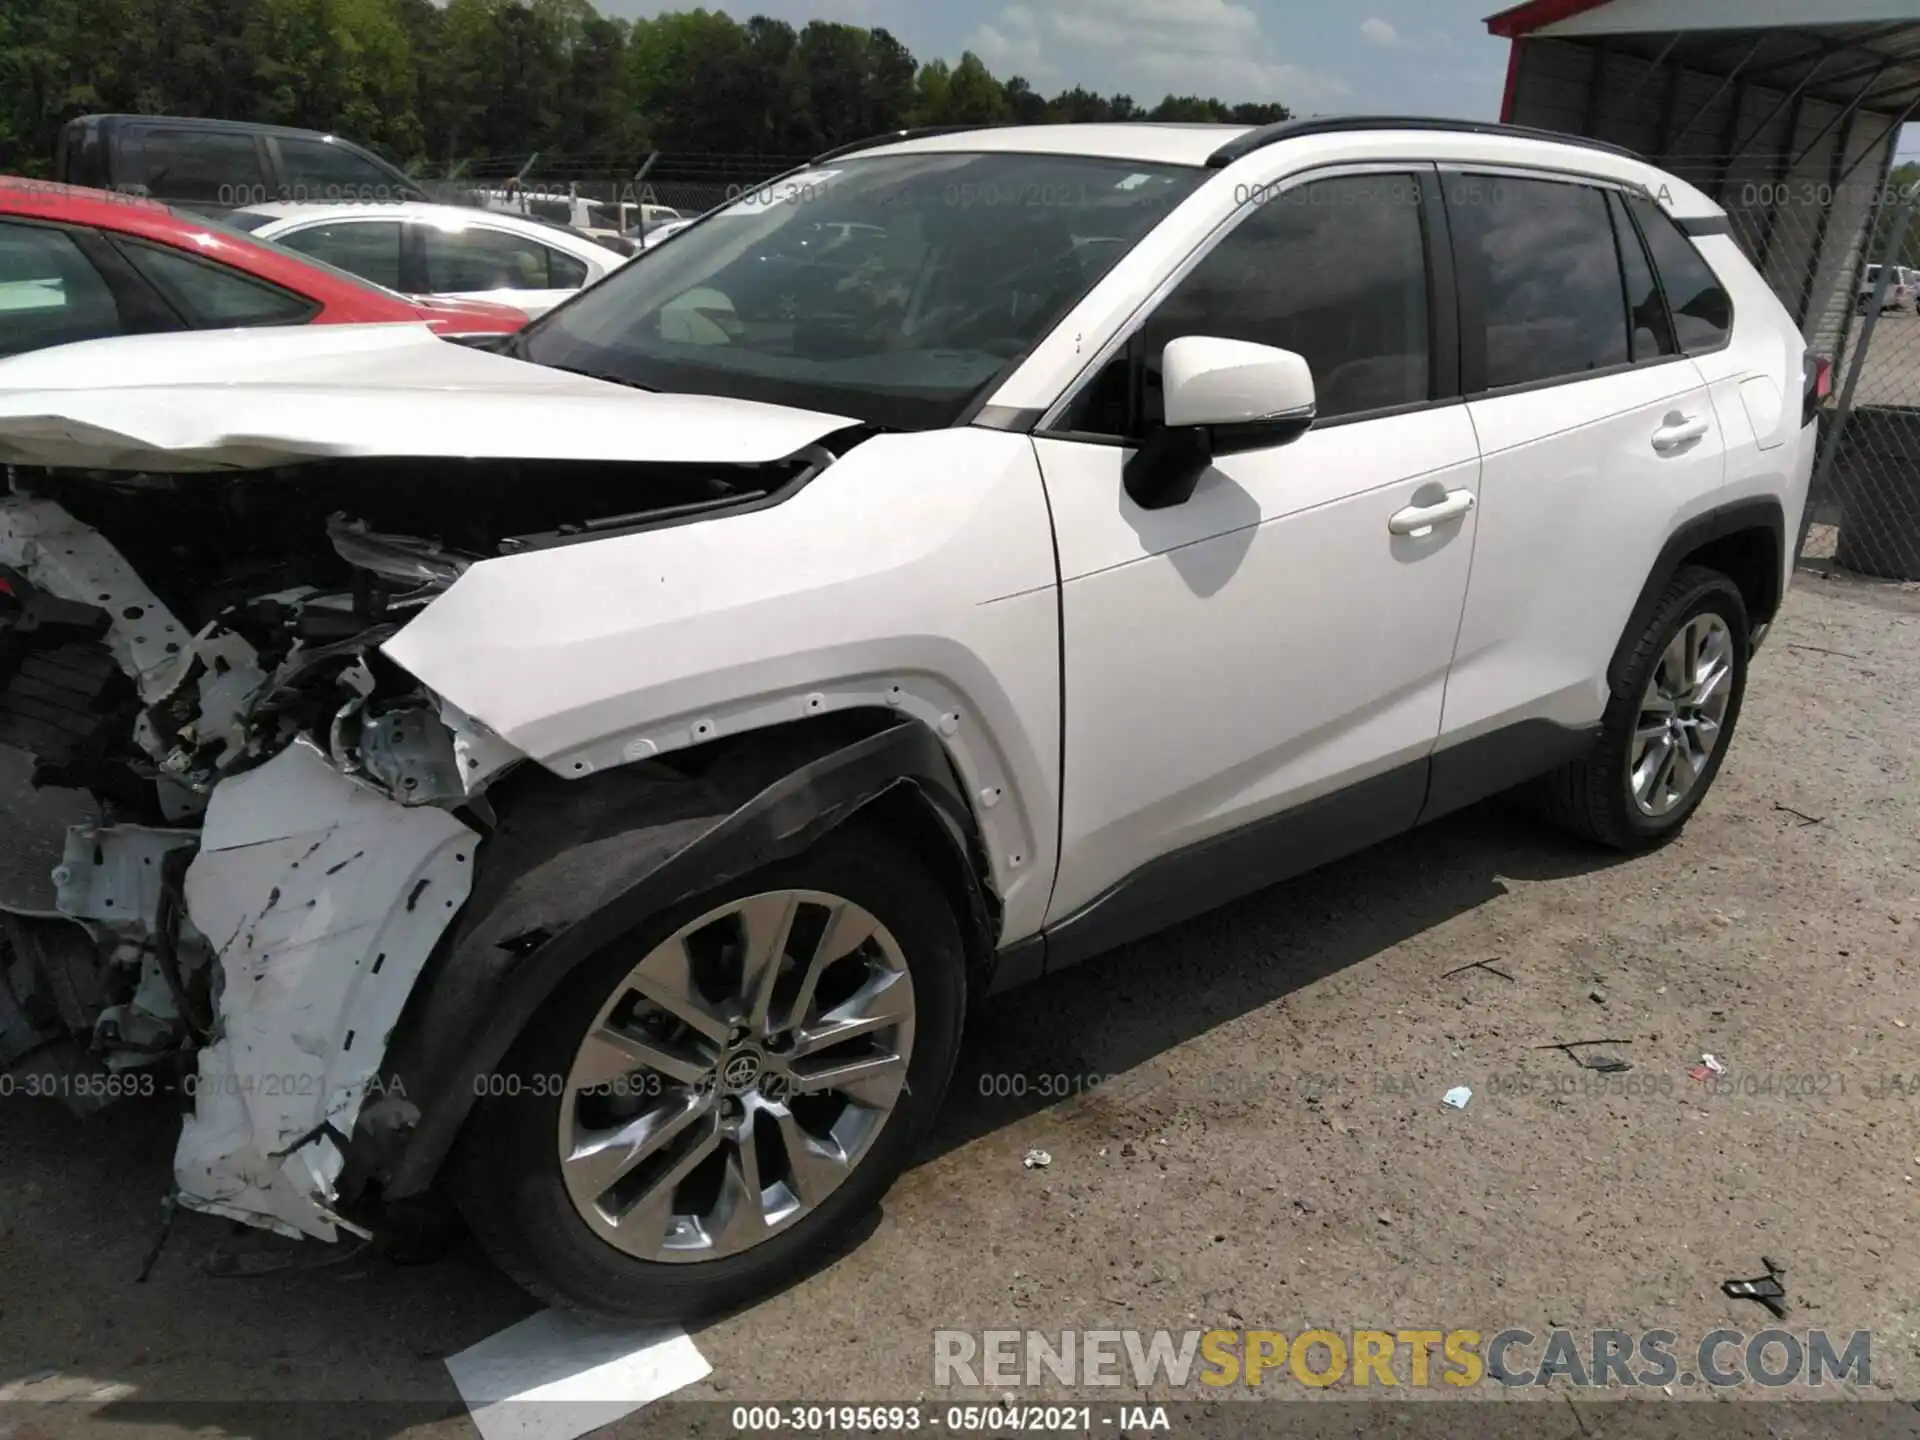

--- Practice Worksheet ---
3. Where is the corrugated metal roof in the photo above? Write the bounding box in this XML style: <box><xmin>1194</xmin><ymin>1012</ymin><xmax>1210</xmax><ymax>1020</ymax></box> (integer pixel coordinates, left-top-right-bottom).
<box><xmin>1489</xmin><ymin>2</ymin><xmax>1920</xmax><ymax>117</ymax></box>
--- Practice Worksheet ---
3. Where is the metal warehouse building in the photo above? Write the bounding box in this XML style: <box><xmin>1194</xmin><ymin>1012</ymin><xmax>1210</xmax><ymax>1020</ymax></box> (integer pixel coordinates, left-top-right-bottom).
<box><xmin>1488</xmin><ymin>0</ymin><xmax>1920</xmax><ymax>356</ymax></box>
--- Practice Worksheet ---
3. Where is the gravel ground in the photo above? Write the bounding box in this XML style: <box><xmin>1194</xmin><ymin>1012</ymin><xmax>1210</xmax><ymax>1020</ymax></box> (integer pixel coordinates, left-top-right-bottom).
<box><xmin>2</xmin><ymin>568</ymin><xmax>1918</xmax><ymax>1439</ymax></box>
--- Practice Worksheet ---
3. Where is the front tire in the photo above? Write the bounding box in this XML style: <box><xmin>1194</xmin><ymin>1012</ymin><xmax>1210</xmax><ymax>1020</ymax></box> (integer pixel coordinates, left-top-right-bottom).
<box><xmin>451</xmin><ymin>826</ymin><xmax>967</xmax><ymax>1321</ymax></box>
<box><xmin>1539</xmin><ymin>564</ymin><xmax>1750</xmax><ymax>850</ymax></box>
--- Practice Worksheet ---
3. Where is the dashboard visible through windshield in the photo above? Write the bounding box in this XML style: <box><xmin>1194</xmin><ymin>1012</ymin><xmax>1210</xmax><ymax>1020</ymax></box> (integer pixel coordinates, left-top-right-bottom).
<box><xmin>519</xmin><ymin>152</ymin><xmax>1205</xmax><ymax>429</ymax></box>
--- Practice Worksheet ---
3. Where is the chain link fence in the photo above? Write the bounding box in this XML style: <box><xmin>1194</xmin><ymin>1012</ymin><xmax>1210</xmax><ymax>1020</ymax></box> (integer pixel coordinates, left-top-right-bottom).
<box><xmin>404</xmin><ymin>151</ymin><xmax>805</xmax><ymax>224</ymax></box>
<box><xmin>1655</xmin><ymin>151</ymin><xmax>1920</xmax><ymax>584</ymax></box>
<box><xmin>1795</xmin><ymin>197</ymin><xmax>1920</xmax><ymax>584</ymax></box>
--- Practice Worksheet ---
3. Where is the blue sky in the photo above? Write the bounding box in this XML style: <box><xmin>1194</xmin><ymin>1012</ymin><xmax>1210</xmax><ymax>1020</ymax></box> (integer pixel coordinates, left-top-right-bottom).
<box><xmin>597</xmin><ymin>0</ymin><xmax>1516</xmax><ymax>120</ymax></box>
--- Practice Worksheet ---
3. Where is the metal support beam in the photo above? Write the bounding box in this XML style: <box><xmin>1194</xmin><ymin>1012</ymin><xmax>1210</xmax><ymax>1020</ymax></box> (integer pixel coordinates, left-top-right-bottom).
<box><xmin>1731</xmin><ymin>54</ymin><xmax>1834</xmax><ymax>155</ymax></box>
<box><xmin>1796</xmin><ymin>107</ymin><xmax>1861</xmax><ymax>323</ymax></box>
<box><xmin>1740</xmin><ymin>21</ymin><xmax>1920</xmax><ymax>86</ymax></box>
<box><xmin>1663</xmin><ymin>34</ymin><xmax>1766</xmax><ymax>158</ymax></box>
<box><xmin>1801</xmin><ymin>54</ymin><xmax>1907</xmax><ymax>94</ymax></box>
<box><xmin>1580</xmin><ymin>42</ymin><xmax>1607</xmax><ymax>138</ymax></box>
<box><xmin>1754</xmin><ymin>87</ymin><xmax>1810</xmax><ymax>273</ymax></box>
<box><xmin>1711</xmin><ymin>77</ymin><xmax>1751</xmax><ymax>201</ymax></box>
<box><xmin>1618</xmin><ymin>34</ymin><xmax>1683</xmax><ymax>113</ymax></box>
<box><xmin>1836</xmin><ymin>94</ymin><xmax>1920</xmax><ymax>190</ymax></box>
<box><xmin>1655</xmin><ymin>62</ymin><xmax>1687</xmax><ymax>155</ymax></box>
<box><xmin>1742</xmin><ymin>40</ymin><xmax>1844</xmax><ymax>88</ymax></box>
<box><xmin>1850</xmin><ymin>75</ymin><xmax>1920</xmax><ymax>113</ymax></box>
<box><xmin>1785</xmin><ymin>65</ymin><xmax>1891</xmax><ymax>173</ymax></box>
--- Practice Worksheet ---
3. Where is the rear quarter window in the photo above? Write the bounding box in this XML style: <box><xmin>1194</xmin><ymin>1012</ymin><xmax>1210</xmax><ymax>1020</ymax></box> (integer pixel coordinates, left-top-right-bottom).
<box><xmin>1627</xmin><ymin>195</ymin><xmax>1733</xmax><ymax>353</ymax></box>
<box><xmin>115</xmin><ymin>239</ymin><xmax>317</xmax><ymax>327</ymax></box>
<box><xmin>0</xmin><ymin>222</ymin><xmax>127</xmax><ymax>355</ymax></box>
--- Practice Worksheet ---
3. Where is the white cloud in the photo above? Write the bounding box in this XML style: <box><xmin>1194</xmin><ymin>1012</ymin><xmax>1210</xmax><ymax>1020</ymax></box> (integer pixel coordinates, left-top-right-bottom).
<box><xmin>965</xmin><ymin>0</ymin><xmax>1349</xmax><ymax>110</ymax></box>
<box><xmin>1360</xmin><ymin>17</ymin><xmax>1398</xmax><ymax>46</ymax></box>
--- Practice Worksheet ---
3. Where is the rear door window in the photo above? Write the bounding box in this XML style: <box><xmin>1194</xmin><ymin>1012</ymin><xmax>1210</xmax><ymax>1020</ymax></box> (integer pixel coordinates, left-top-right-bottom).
<box><xmin>136</xmin><ymin>128</ymin><xmax>269</xmax><ymax>206</ymax></box>
<box><xmin>115</xmin><ymin>240</ymin><xmax>316</xmax><ymax>327</ymax></box>
<box><xmin>1449</xmin><ymin>174</ymin><xmax>1630</xmax><ymax>391</ymax></box>
<box><xmin>275</xmin><ymin>220</ymin><xmax>406</xmax><ymax>291</ymax></box>
<box><xmin>1626</xmin><ymin>194</ymin><xmax>1733</xmax><ymax>353</ymax></box>
<box><xmin>419</xmin><ymin>225</ymin><xmax>589</xmax><ymax>291</ymax></box>
<box><xmin>0</xmin><ymin>222</ymin><xmax>127</xmax><ymax>355</ymax></box>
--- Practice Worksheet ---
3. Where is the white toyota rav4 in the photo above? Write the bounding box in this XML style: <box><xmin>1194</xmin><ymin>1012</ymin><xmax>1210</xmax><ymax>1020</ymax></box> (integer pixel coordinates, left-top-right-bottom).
<box><xmin>0</xmin><ymin>118</ymin><xmax>1820</xmax><ymax>1319</ymax></box>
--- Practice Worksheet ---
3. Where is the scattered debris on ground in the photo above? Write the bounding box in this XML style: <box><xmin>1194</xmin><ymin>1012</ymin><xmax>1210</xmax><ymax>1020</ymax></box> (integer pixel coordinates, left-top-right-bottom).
<box><xmin>1688</xmin><ymin>1053</ymin><xmax>1729</xmax><ymax>1081</ymax></box>
<box><xmin>1536</xmin><ymin>1038</ymin><xmax>1636</xmax><ymax>1067</ymax></box>
<box><xmin>1721</xmin><ymin>1258</ymin><xmax>1789</xmax><ymax>1319</ymax></box>
<box><xmin>1442</xmin><ymin>957</ymin><xmax>1516</xmax><ymax>982</ymax></box>
<box><xmin>1579</xmin><ymin>1053</ymin><xmax>1633</xmax><ymax>1073</ymax></box>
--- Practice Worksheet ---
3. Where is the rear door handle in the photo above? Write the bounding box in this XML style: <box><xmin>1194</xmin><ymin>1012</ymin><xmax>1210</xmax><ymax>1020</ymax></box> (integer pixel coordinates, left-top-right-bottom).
<box><xmin>1388</xmin><ymin>489</ymin><xmax>1476</xmax><ymax>537</ymax></box>
<box><xmin>1652</xmin><ymin>414</ymin><xmax>1711</xmax><ymax>452</ymax></box>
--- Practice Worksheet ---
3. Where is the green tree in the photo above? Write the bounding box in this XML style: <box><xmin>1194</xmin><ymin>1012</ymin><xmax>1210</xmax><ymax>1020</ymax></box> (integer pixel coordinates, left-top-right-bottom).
<box><xmin>1003</xmin><ymin>75</ymin><xmax>1046</xmax><ymax>125</ymax></box>
<box><xmin>0</xmin><ymin>0</ymin><xmax>1297</xmax><ymax>181</ymax></box>
<box><xmin>942</xmin><ymin>51</ymin><xmax>1009</xmax><ymax>125</ymax></box>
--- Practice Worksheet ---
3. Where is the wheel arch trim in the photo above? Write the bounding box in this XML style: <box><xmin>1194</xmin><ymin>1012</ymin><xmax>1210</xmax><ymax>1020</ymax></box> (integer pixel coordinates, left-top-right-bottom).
<box><xmin>1609</xmin><ymin>496</ymin><xmax>1783</xmax><ymax>691</ymax></box>
<box><xmin>369</xmin><ymin>717</ymin><xmax>994</xmax><ymax>1199</ymax></box>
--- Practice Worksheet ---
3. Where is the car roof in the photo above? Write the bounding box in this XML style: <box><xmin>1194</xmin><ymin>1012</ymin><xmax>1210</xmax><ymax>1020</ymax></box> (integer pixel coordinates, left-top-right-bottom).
<box><xmin>63</xmin><ymin>113</ymin><xmax>379</xmax><ymax>146</ymax></box>
<box><xmin>852</xmin><ymin>123</ymin><xmax>1255</xmax><ymax>167</ymax></box>
<box><xmin>842</xmin><ymin>119</ymin><xmax>1723</xmax><ymax>221</ymax></box>
<box><xmin>236</xmin><ymin>200</ymin><xmax>624</xmax><ymax>256</ymax></box>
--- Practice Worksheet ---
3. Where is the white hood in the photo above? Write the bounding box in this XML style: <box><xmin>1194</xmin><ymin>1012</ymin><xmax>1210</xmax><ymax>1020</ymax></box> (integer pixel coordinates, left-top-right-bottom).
<box><xmin>0</xmin><ymin>324</ymin><xmax>859</xmax><ymax>471</ymax></box>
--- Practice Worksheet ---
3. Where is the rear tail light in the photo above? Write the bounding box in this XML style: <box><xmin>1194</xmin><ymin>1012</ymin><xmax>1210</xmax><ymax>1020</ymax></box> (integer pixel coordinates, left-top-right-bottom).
<box><xmin>1803</xmin><ymin>354</ymin><xmax>1833</xmax><ymax>426</ymax></box>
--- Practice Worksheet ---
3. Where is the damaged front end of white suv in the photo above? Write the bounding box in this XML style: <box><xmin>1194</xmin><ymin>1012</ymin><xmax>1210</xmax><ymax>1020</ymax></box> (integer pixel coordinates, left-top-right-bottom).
<box><xmin>0</xmin><ymin>324</ymin><xmax>876</xmax><ymax>1243</ymax></box>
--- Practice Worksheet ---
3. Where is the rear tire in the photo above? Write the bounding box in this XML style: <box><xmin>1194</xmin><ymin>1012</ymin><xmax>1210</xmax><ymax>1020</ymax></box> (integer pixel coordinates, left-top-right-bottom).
<box><xmin>451</xmin><ymin>825</ymin><xmax>967</xmax><ymax>1322</ymax></box>
<box><xmin>1538</xmin><ymin>564</ymin><xmax>1749</xmax><ymax>850</ymax></box>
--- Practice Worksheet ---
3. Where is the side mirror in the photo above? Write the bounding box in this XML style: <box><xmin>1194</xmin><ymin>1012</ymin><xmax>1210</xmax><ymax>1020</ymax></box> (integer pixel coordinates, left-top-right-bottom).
<box><xmin>1125</xmin><ymin>336</ymin><xmax>1317</xmax><ymax>510</ymax></box>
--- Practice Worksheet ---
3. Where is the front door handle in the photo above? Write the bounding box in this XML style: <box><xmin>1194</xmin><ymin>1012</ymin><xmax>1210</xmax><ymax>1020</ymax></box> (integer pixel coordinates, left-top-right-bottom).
<box><xmin>1389</xmin><ymin>489</ymin><xmax>1476</xmax><ymax>537</ymax></box>
<box><xmin>1652</xmin><ymin>414</ymin><xmax>1711</xmax><ymax>452</ymax></box>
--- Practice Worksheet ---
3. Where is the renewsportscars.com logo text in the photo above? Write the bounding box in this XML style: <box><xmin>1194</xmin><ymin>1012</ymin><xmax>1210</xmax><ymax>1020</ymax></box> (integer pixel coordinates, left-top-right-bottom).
<box><xmin>933</xmin><ymin>1328</ymin><xmax>1872</xmax><ymax>1390</ymax></box>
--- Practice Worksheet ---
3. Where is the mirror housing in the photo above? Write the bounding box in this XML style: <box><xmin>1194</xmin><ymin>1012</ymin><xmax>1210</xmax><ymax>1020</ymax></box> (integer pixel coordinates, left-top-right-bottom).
<box><xmin>1124</xmin><ymin>336</ymin><xmax>1317</xmax><ymax>510</ymax></box>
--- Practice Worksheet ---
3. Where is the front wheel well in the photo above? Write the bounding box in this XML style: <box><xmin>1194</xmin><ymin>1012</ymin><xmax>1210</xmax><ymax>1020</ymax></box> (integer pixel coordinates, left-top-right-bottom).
<box><xmin>844</xmin><ymin>785</ymin><xmax>1000</xmax><ymax>1001</ymax></box>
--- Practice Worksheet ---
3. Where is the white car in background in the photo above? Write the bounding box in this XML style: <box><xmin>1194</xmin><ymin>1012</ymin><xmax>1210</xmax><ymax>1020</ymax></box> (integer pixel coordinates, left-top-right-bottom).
<box><xmin>641</xmin><ymin>217</ymin><xmax>695</xmax><ymax>249</ymax></box>
<box><xmin>225</xmin><ymin>201</ymin><xmax>629</xmax><ymax>318</ymax></box>
<box><xmin>1858</xmin><ymin>263</ymin><xmax>1913</xmax><ymax>314</ymax></box>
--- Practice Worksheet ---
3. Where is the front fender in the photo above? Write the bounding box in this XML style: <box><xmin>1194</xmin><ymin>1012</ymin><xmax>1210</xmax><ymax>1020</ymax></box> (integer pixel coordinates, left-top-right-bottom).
<box><xmin>380</xmin><ymin>427</ymin><xmax>1063</xmax><ymax>944</ymax></box>
<box><xmin>369</xmin><ymin>717</ymin><xmax>989</xmax><ymax>1199</ymax></box>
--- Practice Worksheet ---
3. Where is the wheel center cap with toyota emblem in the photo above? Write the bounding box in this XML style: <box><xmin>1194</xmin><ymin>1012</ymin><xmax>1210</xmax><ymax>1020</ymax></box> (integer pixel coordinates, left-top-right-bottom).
<box><xmin>720</xmin><ymin>1049</ymin><xmax>763</xmax><ymax>1094</ymax></box>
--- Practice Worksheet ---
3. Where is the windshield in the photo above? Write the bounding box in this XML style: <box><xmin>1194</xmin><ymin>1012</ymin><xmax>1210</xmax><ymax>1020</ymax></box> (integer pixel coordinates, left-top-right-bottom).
<box><xmin>520</xmin><ymin>152</ymin><xmax>1204</xmax><ymax>429</ymax></box>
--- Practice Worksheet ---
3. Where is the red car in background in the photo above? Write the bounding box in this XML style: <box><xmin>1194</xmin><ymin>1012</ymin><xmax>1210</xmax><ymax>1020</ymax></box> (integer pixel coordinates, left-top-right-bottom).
<box><xmin>0</xmin><ymin>178</ymin><xmax>525</xmax><ymax>358</ymax></box>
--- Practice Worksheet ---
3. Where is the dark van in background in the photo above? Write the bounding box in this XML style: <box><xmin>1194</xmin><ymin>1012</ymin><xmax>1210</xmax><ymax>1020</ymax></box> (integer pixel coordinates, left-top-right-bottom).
<box><xmin>56</xmin><ymin>115</ymin><xmax>428</xmax><ymax>214</ymax></box>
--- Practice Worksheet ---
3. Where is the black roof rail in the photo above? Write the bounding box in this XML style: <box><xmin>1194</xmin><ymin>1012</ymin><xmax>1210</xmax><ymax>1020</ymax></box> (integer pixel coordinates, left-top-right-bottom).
<box><xmin>810</xmin><ymin>125</ymin><xmax>994</xmax><ymax>164</ymax></box>
<box><xmin>1206</xmin><ymin>116</ymin><xmax>1644</xmax><ymax>168</ymax></box>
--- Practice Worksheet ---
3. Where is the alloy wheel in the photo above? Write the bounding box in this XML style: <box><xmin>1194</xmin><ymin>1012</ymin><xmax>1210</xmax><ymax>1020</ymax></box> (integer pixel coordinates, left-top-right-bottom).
<box><xmin>1630</xmin><ymin>612</ymin><xmax>1735</xmax><ymax>817</ymax></box>
<box><xmin>557</xmin><ymin>890</ymin><xmax>915</xmax><ymax>1263</ymax></box>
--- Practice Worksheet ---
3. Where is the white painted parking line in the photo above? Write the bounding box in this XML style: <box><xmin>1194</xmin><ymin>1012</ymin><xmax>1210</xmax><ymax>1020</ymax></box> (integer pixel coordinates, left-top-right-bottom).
<box><xmin>445</xmin><ymin>1309</ymin><xmax>711</xmax><ymax>1440</ymax></box>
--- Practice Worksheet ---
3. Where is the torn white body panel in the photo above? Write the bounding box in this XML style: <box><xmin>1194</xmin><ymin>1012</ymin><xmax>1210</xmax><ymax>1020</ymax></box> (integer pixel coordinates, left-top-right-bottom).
<box><xmin>0</xmin><ymin>324</ymin><xmax>858</xmax><ymax>471</ymax></box>
<box><xmin>0</xmin><ymin>496</ymin><xmax>190</xmax><ymax>702</ymax></box>
<box><xmin>174</xmin><ymin>741</ymin><xmax>475</xmax><ymax>1240</ymax></box>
